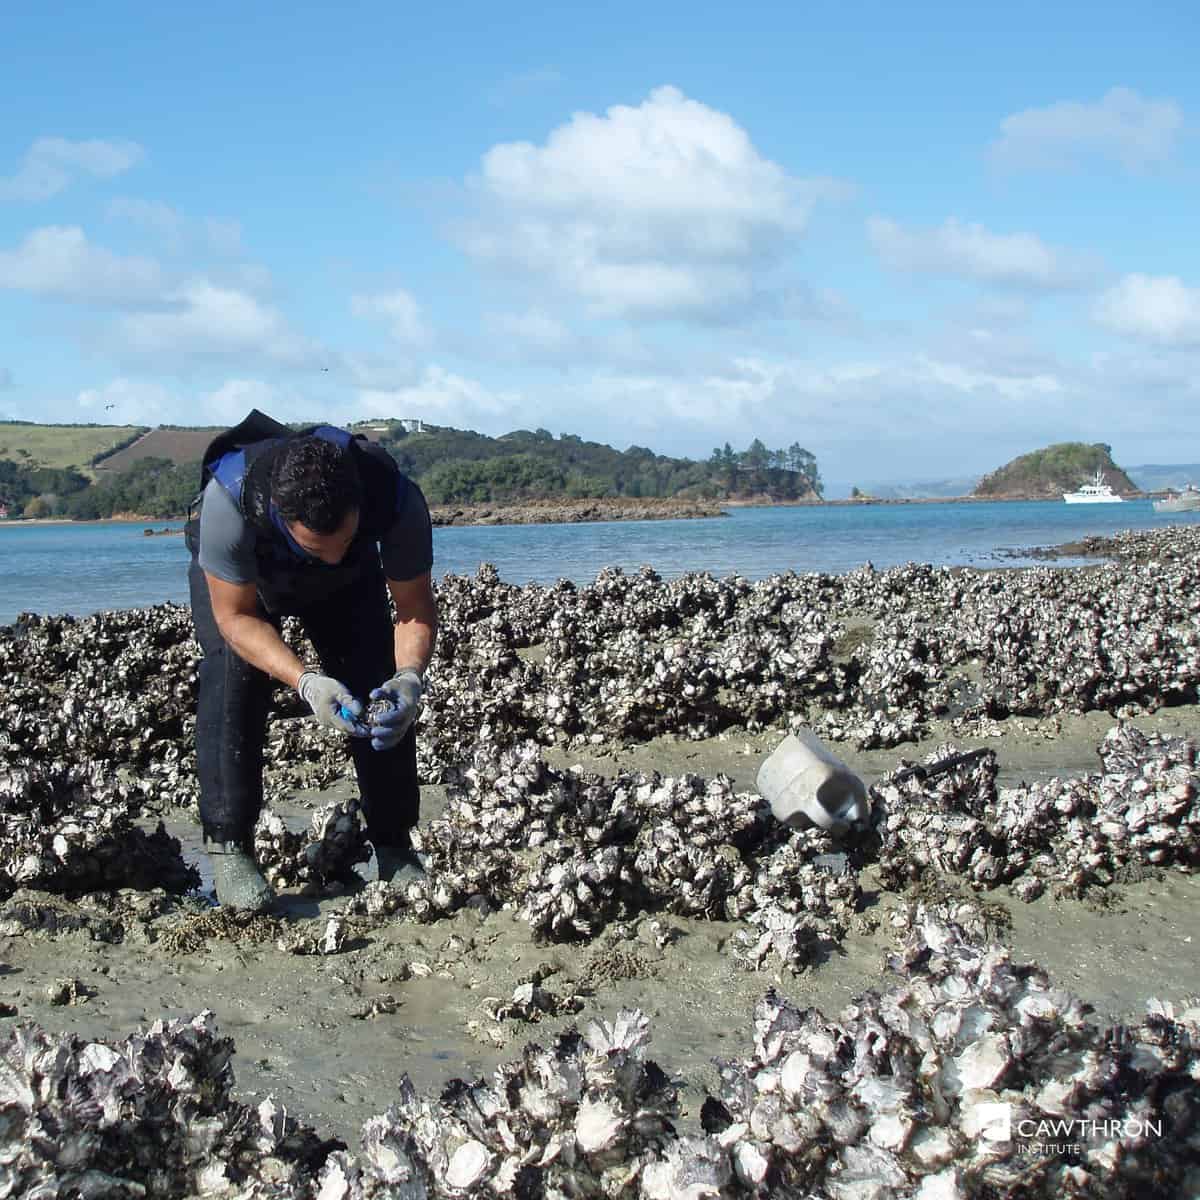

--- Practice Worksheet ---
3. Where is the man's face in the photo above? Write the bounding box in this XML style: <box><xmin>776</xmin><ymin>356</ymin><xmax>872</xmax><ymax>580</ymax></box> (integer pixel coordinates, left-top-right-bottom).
<box><xmin>286</xmin><ymin>509</ymin><xmax>360</xmax><ymax>565</ymax></box>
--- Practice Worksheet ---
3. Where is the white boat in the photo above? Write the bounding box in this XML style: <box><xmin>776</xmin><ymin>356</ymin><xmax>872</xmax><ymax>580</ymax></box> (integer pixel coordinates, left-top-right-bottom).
<box><xmin>1153</xmin><ymin>484</ymin><xmax>1200</xmax><ymax>514</ymax></box>
<box><xmin>1063</xmin><ymin>470</ymin><xmax>1123</xmax><ymax>504</ymax></box>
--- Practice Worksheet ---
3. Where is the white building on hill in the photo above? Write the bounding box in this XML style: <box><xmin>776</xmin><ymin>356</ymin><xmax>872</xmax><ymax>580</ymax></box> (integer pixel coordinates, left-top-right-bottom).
<box><xmin>356</xmin><ymin>418</ymin><xmax>425</xmax><ymax>436</ymax></box>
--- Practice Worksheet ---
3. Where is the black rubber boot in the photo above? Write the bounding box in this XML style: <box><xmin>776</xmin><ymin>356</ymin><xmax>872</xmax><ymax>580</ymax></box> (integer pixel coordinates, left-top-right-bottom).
<box><xmin>370</xmin><ymin>844</ymin><xmax>427</xmax><ymax>888</ymax></box>
<box><xmin>207</xmin><ymin>841</ymin><xmax>274</xmax><ymax>913</ymax></box>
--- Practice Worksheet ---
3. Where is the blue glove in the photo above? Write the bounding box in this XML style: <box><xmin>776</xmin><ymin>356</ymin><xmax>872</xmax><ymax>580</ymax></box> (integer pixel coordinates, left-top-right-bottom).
<box><xmin>368</xmin><ymin>669</ymin><xmax>424</xmax><ymax>751</ymax></box>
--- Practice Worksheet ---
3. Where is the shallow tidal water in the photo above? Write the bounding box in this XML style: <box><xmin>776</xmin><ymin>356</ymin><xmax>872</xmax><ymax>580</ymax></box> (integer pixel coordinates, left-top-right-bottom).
<box><xmin>4</xmin><ymin>498</ymin><xmax>1200</xmax><ymax>625</ymax></box>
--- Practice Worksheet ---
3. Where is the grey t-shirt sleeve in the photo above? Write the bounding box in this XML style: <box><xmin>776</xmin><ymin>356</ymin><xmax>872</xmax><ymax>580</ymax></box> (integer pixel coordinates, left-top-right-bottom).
<box><xmin>380</xmin><ymin>478</ymin><xmax>434</xmax><ymax>581</ymax></box>
<box><xmin>197</xmin><ymin>478</ymin><xmax>258</xmax><ymax>584</ymax></box>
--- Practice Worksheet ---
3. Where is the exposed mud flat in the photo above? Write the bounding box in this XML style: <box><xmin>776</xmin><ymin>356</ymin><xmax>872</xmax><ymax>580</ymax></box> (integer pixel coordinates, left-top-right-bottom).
<box><xmin>0</xmin><ymin>711</ymin><xmax>1195</xmax><ymax>1154</ymax></box>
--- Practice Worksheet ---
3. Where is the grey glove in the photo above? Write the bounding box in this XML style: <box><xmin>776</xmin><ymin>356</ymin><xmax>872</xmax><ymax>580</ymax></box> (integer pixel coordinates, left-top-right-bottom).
<box><xmin>297</xmin><ymin>672</ymin><xmax>363</xmax><ymax>734</ymax></box>
<box><xmin>368</xmin><ymin>668</ymin><xmax>424</xmax><ymax>751</ymax></box>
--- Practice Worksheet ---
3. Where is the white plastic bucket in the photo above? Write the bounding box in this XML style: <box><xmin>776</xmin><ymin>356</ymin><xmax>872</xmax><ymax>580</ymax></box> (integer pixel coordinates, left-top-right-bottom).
<box><xmin>757</xmin><ymin>729</ymin><xmax>869</xmax><ymax>837</ymax></box>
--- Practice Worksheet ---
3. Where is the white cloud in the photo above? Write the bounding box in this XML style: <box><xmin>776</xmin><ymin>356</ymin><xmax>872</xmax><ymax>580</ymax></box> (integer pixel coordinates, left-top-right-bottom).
<box><xmin>343</xmin><ymin>343</ymin><xmax>1072</xmax><ymax>470</ymax></box>
<box><xmin>678</xmin><ymin>353</ymin><xmax>1059</xmax><ymax>425</ymax></box>
<box><xmin>73</xmin><ymin>376</ymin><xmax>323</xmax><ymax>428</ymax></box>
<box><xmin>989</xmin><ymin>87</ymin><xmax>1184</xmax><ymax>172</ymax></box>
<box><xmin>204</xmin><ymin>218</ymin><xmax>243</xmax><ymax>257</ymax></box>
<box><xmin>518</xmin><ymin>346</ymin><xmax>1079</xmax><ymax>475</ymax></box>
<box><xmin>352</xmin><ymin>288</ymin><xmax>430</xmax><ymax>346</ymax></box>
<box><xmin>107</xmin><ymin>197</ymin><xmax>188</xmax><ymax>250</ymax></box>
<box><xmin>867</xmin><ymin>216</ymin><xmax>1096</xmax><ymax>289</ymax></box>
<box><xmin>458</xmin><ymin>85</ymin><xmax>840</xmax><ymax>320</ymax></box>
<box><xmin>913</xmin><ymin>354</ymin><xmax>1063</xmax><ymax>400</ymax></box>
<box><xmin>342</xmin><ymin>354</ymin><xmax>424</xmax><ymax>392</ymax></box>
<box><xmin>477</xmin><ymin>309</ymin><xmax>662</xmax><ymax>370</ymax></box>
<box><xmin>108</xmin><ymin>199</ymin><xmax>245</xmax><ymax>258</ymax></box>
<box><xmin>60</xmin><ymin>340</ymin><xmax>1200</xmax><ymax>486</ymax></box>
<box><xmin>1</xmin><ymin>137</ymin><xmax>145</xmax><ymax>200</ymax></box>
<box><xmin>68</xmin><ymin>380</ymin><xmax>333</xmax><ymax>434</ymax></box>
<box><xmin>113</xmin><ymin>279</ymin><xmax>321</xmax><ymax>364</ymax></box>
<box><xmin>0</xmin><ymin>225</ymin><xmax>163</xmax><ymax>303</ymax></box>
<box><xmin>0</xmin><ymin>226</ymin><xmax>319</xmax><ymax>370</ymax></box>
<box><xmin>204</xmin><ymin>379</ymin><xmax>283</xmax><ymax>423</ymax></box>
<box><xmin>484</xmin><ymin>308</ymin><xmax>574</xmax><ymax>351</ymax></box>
<box><xmin>358</xmin><ymin>365</ymin><xmax>520</xmax><ymax>429</ymax></box>
<box><xmin>76</xmin><ymin>377</ymin><xmax>180</xmax><ymax>422</ymax></box>
<box><xmin>1093</xmin><ymin>274</ymin><xmax>1200</xmax><ymax>346</ymax></box>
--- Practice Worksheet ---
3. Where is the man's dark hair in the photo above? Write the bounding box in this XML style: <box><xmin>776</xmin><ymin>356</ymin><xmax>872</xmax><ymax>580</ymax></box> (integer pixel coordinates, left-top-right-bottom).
<box><xmin>270</xmin><ymin>436</ymin><xmax>363</xmax><ymax>533</ymax></box>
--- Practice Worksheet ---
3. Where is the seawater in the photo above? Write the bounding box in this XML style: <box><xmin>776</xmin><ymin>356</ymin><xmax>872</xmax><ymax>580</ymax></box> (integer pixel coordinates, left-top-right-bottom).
<box><xmin>1</xmin><ymin>499</ymin><xmax>1197</xmax><ymax>627</ymax></box>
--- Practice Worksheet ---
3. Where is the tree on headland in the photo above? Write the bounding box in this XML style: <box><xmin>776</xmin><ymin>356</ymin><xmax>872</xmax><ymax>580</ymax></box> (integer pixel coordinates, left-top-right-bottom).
<box><xmin>708</xmin><ymin>439</ymin><xmax>822</xmax><ymax>499</ymax></box>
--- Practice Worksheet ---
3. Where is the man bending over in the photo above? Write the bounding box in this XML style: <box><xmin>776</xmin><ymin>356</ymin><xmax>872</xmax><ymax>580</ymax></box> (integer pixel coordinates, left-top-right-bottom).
<box><xmin>186</xmin><ymin>409</ymin><xmax>437</xmax><ymax>910</ymax></box>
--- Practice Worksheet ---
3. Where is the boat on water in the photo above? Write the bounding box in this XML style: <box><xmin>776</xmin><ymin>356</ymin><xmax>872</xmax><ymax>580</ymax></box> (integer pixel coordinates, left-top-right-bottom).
<box><xmin>1063</xmin><ymin>470</ymin><xmax>1123</xmax><ymax>504</ymax></box>
<box><xmin>1153</xmin><ymin>484</ymin><xmax>1200</xmax><ymax>514</ymax></box>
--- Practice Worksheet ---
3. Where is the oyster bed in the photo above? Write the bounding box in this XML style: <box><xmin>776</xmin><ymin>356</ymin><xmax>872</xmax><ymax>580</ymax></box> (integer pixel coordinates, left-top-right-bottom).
<box><xmin>2</xmin><ymin>523</ymin><xmax>1200</xmax><ymax>1196</ymax></box>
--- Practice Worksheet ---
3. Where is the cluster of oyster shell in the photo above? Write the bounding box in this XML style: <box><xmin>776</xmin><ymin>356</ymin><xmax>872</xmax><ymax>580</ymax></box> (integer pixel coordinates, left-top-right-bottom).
<box><xmin>5</xmin><ymin>525</ymin><xmax>1200</xmax><ymax>805</ymax></box>
<box><xmin>699</xmin><ymin>919</ymin><xmax>1200</xmax><ymax>1199</ymax></box>
<box><xmin>0</xmin><ymin>1011</ymin><xmax>333</xmax><ymax>1198</ymax></box>
<box><xmin>2</xmin><ymin>919</ymin><xmax>1195</xmax><ymax>1198</ymax></box>
<box><xmin>340</xmin><ymin>720</ymin><xmax>1199</xmax><ymax>979</ymax></box>
<box><xmin>874</xmin><ymin>722</ymin><xmax>1200</xmax><ymax>902</ymax></box>
<box><xmin>0</xmin><ymin>761</ymin><xmax>197</xmax><ymax>898</ymax></box>
<box><xmin>253</xmin><ymin>797</ymin><xmax>372</xmax><ymax>891</ymax></box>
<box><xmin>343</xmin><ymin>735</ymin><xmax>867</xmax><ymax>974</ymax></box>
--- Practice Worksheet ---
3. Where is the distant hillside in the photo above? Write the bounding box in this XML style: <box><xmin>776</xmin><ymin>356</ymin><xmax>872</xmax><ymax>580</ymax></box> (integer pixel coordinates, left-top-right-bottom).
<box><xmin>974</xmin><ymin>442</ymin><xmax>1137</xmax><ymax>499</ymax></box>
<box><xmin>92</xmin><ymin>427</ymin><xmax>224</xmax><ymax>475</ymax></box>
<box><xmin>355</xmin><ymin>424</ymin><xmax>821</xmax><ymax>506</ymax></box>
<box><xmin>0</xmin><ymin>419</ymin><xmax>822</xmax><ymax>518</ymax></box>
<box><xmin>0</xmin><ymin>421</ymin><xmax>148</xmax><ymax>475</ymax></box>
<box><xmin>856</xmin><ymin>476</ymin><xmax>981</xmax><ymax>500</ymax></box>
<box><xmin>1125</xmin><ymin>464</ymin><xmax>1200</xmax><ymax>493</ymax></box>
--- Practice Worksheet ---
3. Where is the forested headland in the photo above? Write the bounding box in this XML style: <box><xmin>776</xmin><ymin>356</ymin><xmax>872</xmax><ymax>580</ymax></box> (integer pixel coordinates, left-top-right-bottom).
<box><xmin>0</xmin><ymin>419</ymin><xmax>823</xmax><ymax>520</ymax></box>
<box><xmin>973</xmin><ymin>442</ymin><xmax>1138</xmax><ymax>499</ymax></box>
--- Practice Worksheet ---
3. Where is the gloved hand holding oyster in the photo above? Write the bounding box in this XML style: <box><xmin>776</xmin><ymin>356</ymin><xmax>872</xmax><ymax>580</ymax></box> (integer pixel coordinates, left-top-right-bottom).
<box><xmin>366</xmin><ymin>668</ymin><xmax>424</xmax><ymax>751</ymax></box>
<box><xmin>297</xmin><ymin>671</ymin><xmax>364</xmax><ymax>735</ymax></box>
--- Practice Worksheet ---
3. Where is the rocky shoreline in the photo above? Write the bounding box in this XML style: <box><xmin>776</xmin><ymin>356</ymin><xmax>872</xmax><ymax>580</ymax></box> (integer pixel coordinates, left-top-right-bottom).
<box><xmin>428</xmin><ymin>496</ymin><xmax>728</xmax><ymax>525</ymax></box>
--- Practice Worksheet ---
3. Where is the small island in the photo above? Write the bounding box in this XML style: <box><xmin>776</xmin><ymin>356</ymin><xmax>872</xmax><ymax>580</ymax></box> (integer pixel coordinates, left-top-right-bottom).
<box><xmin>973</xmin><ymin>442</ymin><xmax>1139</xmax><ymax>500</ymax></box>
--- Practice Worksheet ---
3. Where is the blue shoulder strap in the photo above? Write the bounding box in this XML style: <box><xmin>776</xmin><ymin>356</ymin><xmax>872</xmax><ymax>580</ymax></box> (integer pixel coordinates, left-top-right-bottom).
<box><xmin>210</xmin><ymin>449</ymin><xmax>247</xmax><ymax>501</ymax></box>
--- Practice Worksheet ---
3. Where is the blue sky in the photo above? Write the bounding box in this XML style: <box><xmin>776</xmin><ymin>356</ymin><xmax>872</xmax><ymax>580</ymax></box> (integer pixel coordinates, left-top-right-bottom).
<box><xmin>1</xmin><ymin>0</ymin><xmax>1197</xmax><ymax>494</ymax></box>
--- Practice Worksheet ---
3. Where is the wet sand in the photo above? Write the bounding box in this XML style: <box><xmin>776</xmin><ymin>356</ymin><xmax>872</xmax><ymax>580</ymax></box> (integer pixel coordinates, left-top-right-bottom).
<box><xmin>3</xmin><ymin>705</ymin><xmax>1197</xmax><ymax>1150</ymax></box>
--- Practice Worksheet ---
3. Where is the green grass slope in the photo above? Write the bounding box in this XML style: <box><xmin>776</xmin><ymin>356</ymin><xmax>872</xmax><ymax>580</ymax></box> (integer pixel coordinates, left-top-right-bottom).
<box><xmin>0</xmin><ymin>422</ymin><xmax>148</xmax><ymax>475</ymax></box>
